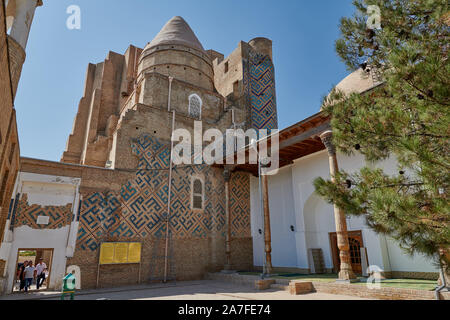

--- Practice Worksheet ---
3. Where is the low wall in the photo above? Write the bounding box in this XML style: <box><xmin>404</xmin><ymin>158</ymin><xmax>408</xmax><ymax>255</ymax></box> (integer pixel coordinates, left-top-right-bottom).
<box><xmin>311</xmin><ymin>281</ymin><xmax>449</xmax><ymax>300</ymax></box>
<box><xmin>206</xmin><ymin>272</ymin><xmax>450</xmax><ymax>300</ymax></box>
<box><xmin>383</xmin><ymin>271</ymin><xmax>439</xmax><ymax>281</ymax></box>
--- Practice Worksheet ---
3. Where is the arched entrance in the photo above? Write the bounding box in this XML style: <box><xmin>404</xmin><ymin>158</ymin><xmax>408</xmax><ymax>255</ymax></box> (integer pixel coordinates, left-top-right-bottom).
<box><xmin>303</xmin><ymin>193</ymin><xmax>336</xmax><ymax>272</ymax></box>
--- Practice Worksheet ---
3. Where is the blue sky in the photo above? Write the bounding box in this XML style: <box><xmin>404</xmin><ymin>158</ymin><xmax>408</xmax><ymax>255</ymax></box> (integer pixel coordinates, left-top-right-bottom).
<box><xmin>15</xmin><ymin>0</ymin><xmax>355</xmax><ymax>161</ymax></box>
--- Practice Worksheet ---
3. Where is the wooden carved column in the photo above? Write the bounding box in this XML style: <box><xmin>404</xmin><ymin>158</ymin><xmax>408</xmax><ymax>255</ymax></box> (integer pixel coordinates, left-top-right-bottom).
<box><xmin>320</xmin><ymin>130</ymin><xmax>356</xmax><ymax>281</ymax></box>
<box><xmin>223</xmin><ymin>168</ymin><xmax>232</xmax><ymax>270</ymax></box>
<box><xmin>261</xmin><ymin>167</ymin><xmax>273</xmax><ymax>275</ymax></box>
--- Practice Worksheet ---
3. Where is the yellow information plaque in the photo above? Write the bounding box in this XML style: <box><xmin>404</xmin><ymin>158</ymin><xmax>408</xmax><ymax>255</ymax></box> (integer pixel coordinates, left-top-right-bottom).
<box><xmin>99</xmin><ymin>242</ymin><xmax>142</xmax><ymax>265</ymax></box>
<box><xmin>99</xmin><ymin>243</ymin><xmax>115</xmax><ymax>265</ymax></box>
<box><xmin>128</xmin><ymin>242</ymin><xmax>142</xmax><ymax>263</ymax></box>
<box><xmin>114</xmin><ymin>243</ymin><xmax>129</xmax><ymax>264</ymax></box>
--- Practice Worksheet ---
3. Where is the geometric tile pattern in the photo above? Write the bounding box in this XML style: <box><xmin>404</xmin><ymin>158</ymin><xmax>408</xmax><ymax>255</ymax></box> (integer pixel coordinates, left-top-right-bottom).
<box><xmin>76</xmin><ymin>134</ymin><xmax>250</xmax><ymax>251</ymax></box>
<box><xmin>244</xmin><ymin>50</ymin><xmax>278</xmax><ymax>130</ymax></box>
<box><xmin>13</xmin><ymin>194</ymin><xmax>73</xmax><ymax>230</ymax></box>
<box><xmin>230</xmin><ymin>171</ymin><xmax>251</xmax><ymax>238</ymax></box>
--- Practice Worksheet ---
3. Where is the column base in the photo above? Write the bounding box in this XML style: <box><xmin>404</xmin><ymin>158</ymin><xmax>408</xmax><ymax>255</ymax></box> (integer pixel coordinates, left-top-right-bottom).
<box><xmin>338</xmin><ymin>269</ymin><xmax>358</xmax><ymax>282</ymax></box>
<box><xmin>221</xmin><ymin>265</ymin><xmax>237</xmax><ymax>274</ymax></box>
<box><xmin>264</xmin><ymin>266</ymin><xmax>274</xmax><ymax>276</ymax></box>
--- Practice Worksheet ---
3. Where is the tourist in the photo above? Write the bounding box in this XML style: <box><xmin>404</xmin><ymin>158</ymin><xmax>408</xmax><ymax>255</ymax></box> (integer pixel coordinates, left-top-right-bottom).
<box><xmin>35</xmin><ymin>258</ymin><xmax>47</xmax><ymax>289</ymax></box>
<box><xmin>43</xmin><ymin>268</ymin><xmax>49</xmax><ymax>286</ymax></box>
<box><xmin>23</xmin><ymin>261</ymin><xmax>36</xmax><ymax>292</ymax></box>
<box><xmin>17</xmin><ymin>260</ymin><xmax>28</xmax><ymax>291</ymax></box>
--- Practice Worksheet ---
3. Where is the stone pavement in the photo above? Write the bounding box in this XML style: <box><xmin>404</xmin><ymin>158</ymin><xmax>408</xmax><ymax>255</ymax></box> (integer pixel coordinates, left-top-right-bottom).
<box><xmin>0</xmin><ymin>280</ymin><xmax>370</xmax><ymax>300</ymax></box>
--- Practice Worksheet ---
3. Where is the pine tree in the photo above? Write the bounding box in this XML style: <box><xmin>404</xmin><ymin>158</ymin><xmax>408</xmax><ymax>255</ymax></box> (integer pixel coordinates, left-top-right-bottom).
<box><xmin>314</xmin><ymin>0</ymin><xmax>450</xmax><ymax>284</ymax></box>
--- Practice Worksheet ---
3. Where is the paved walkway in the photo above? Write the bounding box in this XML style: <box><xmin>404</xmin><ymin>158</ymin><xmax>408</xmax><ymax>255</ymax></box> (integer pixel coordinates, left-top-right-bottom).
<box><xmin>0</xmin><ymin>280</ymin><xmax>370</xmax><ymax>300</ymax></box>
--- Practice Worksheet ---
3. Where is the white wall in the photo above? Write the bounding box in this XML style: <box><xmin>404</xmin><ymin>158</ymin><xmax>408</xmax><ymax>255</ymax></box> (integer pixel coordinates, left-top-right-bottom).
<box><xmin>384</xmin><ymin>236</ymin><xmax>438</xmax><ymax>273</ymax></box>
<box><xmin>250</xmin><ymin>166</ymin><xmax>297</xmax><ymax>268</ymax></box>
<box><xmin>250</xmin><ymin>149</ymin><xmax>438</xmax><ymax>274</ymax></box>
<box><xmin>302</xmin><ymin>192</ymin><xmax>335</xmax><ymax>269</ymax></box>
<box><xmin>6</xmin><ymin>226</ymin><xmax>71</xmax><ymax>290</ymax></box>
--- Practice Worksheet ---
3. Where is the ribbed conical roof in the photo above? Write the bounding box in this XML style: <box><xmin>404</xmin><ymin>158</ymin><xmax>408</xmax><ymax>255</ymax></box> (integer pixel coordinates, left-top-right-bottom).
<box><xmin>146</xmin><ymin>16</ymin><xmax>205</xmax><ymax>52</ymax></box>
<box><xmin>334</xmin><ymin>68</ymin><xmax>380</xmax><ymax>95</ymax></box>
<box><xmin>321</xmin><ymin>68</ymin><xmax>382</xmax><ymax>110</ymax></box>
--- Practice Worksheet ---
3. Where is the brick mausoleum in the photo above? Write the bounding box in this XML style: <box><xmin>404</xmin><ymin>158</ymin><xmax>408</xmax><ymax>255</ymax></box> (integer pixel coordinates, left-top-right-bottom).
<box><xmin>1</xmin><ymin>13</ymin><xmax>278</xmax><ymax>291</ymax></box>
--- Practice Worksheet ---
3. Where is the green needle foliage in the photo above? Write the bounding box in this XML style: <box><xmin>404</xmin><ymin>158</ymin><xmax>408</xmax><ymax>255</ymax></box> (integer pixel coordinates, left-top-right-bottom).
<box><xmin>314</xmin><ymin>0</ymin><xmax>450</xmax><ymax>273</ymax></box>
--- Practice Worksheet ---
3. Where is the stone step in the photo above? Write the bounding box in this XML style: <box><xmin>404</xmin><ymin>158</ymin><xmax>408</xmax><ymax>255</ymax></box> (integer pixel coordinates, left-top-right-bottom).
<box><xmin>288</xmin><ymin>281</ymin><xmax>314</xmax><ymax>295</ymax></box>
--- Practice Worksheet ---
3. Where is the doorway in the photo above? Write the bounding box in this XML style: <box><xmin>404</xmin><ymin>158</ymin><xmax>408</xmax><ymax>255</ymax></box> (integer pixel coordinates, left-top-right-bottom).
<box><xmin>329</xmin><ymin>231</ymin><xmax>364</xmax><ymax>275</ymax></box>
<box><xmin>13</xmin><ymin>248</ymin><xmax>53</xmax><ymax>293</ymax></box>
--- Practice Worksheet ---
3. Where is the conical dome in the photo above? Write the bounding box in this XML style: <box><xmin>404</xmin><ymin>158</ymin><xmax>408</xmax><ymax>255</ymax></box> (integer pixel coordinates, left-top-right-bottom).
<box><xmin>139</xmin><ymin>16</ymin><xmax>214</xmax><ymax>91</ymax></box>
<box><xmin>146</xmin><ymin>16</ymin><xmax>205</xmax><ymax>52</ymax></box>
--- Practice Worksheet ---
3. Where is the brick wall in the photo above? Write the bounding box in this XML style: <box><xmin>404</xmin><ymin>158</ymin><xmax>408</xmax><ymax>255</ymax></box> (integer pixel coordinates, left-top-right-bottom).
<box><xmin>66</xmin><ymin>135</ymin><xmax>253</xmax><ymax>289</ymax></box>
<box><xmin>0</xmin><ymin>0</ymin><xmax>20</xmax><ymax>266</ymax></box>
<box><xmin>311</xmin><ymin>281</ymin><xmax>449</xmax><ymax>300</ymax></box>
<box><xmin>68</xmin><ymin>237</ymin><xmax>253</xmax><ymax>289</ymax></box>
<box><xmin>7</xmin><ymin>35</ymin><xmax>25</xmax><ymax>98</ymax></box>
<box><xmin>384</xmin><ymin>271</ymin><xmax>440</xmax><ymax>281</ymax></box>
<box><xmin>207</xmin><ymin>273</ymin><xmax>450</xmax><ymax>300</ymax></box>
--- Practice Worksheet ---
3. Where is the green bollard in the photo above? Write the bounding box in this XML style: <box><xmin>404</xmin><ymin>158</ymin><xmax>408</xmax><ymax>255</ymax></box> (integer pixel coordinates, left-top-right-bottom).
<box><xmin>61</xmin><ymin>272</ymin><xmax>76</xmax><ymax>300</ymax></box>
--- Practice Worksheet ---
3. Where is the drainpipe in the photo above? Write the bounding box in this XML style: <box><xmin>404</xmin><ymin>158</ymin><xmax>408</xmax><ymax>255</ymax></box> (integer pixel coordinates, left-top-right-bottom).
<box><xmin>250</xmin><ymin>139</ymin><xmax>267</xmax><ymax>279</ymax></box>
<box><xmin>257</xmin><ymin>154</ymin><xmax>267</xmax><ymax>279</ymax></box>
<box><xmin>167</xmin><ymin>76</ymin><xmax>173</xmax><ymax>112</ymax></box>
<box><xmin>163</xmin><ymin>77</ymin><xmax>174</xmax><ymax>283</ymax></box>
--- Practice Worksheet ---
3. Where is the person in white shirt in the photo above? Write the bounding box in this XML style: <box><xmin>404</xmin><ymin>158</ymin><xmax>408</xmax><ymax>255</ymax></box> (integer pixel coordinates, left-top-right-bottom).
<box><xmin>23</xmin><ymin>262</ymin><xmax>36</xmax><ymax>292</ymax></box>
<box><xmin>35</xmin><ymin>258</ymin><xmax>47</xmax><ymax>289</ymax></box>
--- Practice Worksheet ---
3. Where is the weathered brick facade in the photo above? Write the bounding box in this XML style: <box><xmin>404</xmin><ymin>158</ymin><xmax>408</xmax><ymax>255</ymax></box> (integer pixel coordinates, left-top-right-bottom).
<box><xmin>57</xmin><ymin>17</ymin><xmax>272</xmax><ymax>288</ymax></box>
<box><xmin>0</xmin><ymin>0</ymin><xmax>21</xmax><ymax>278</ymax></box>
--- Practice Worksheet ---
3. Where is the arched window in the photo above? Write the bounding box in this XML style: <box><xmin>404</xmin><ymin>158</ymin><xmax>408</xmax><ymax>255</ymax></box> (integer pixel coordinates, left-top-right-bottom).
<box><xmin>188</xmin><ymin>94</ymin><xmax>202</xmax><ymax>119</ymax></box>
<box><xmin>191</xmin><ymin>177</ymin><xmax>204</xmax><ymax>210</ymax></box>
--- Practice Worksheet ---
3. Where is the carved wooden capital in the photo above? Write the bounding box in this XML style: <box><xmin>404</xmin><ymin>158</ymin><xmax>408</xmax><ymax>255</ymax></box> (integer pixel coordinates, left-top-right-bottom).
<box><xmin>319</xmin><ymin>130</ymin><xmax>336</xmax><ymax>156</ymax></box>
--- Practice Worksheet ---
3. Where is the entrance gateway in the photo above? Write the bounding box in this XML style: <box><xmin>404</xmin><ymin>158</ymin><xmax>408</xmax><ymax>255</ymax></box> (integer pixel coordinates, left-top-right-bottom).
<box><xmin>13</xmin><ymin>248</ymin><xmax>53</xmax><ymax>292</ymax></box>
